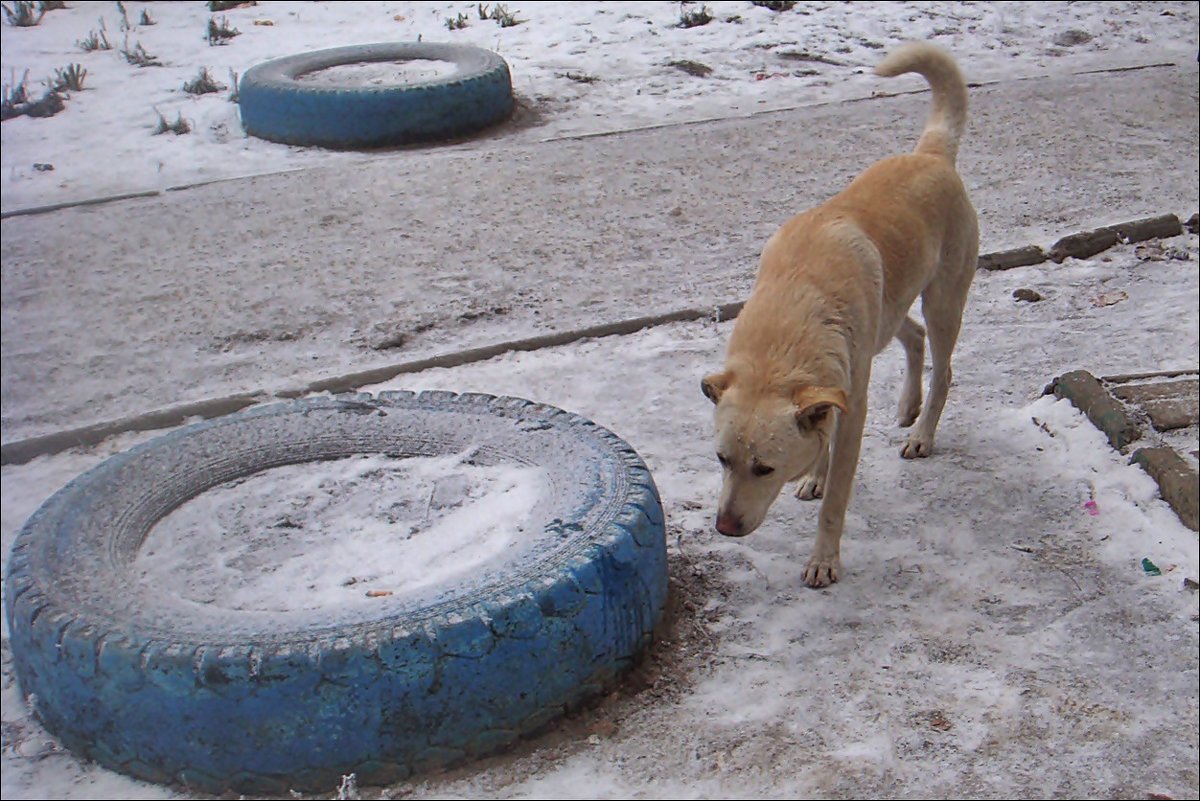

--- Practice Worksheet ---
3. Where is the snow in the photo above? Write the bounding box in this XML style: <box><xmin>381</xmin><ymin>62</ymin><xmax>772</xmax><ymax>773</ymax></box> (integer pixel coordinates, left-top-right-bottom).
<box><xmin>135</xmin><ymin>452</ymin><xmax>548</xmax><ymax>613</ymax></box>
<box><xmin>1</xmin><ymin>1</ymin><xmax>1197</xmax><ymax>211</ymax></box>
<box><xmin>295</xmin><ymin>58</ymin><xmax>462</xmax><ymax>86</ymax></box>
<box><xmin>1</xmin><ymin>1</ymin><xmax>1199</xmax><ymax>800</ymax></box>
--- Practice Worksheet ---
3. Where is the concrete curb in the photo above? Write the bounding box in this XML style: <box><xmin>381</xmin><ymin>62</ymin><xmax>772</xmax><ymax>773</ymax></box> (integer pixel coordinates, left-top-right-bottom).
<box><xmin>0</xmin><ymin>393</ymin><xmax>265</xmax><ymax>467</ymax></box>
<box><xmin>977</xmin><ymin>245</ymin><xmax>1047</xmax><ymax>271</ymax></box>
<box><xmin>3</xmin><ymin>214</ymin><xmax>1197</xmax><ymax>467</ymax></box>
<box><xmin>278</xmin><ymin>301</ymin><xmax>747</xmax><ymax>397</ymax></box>
<box><xmin>1047</xmin><ymin>370</ymin><xmax>1142</xmax><ymax>450</ymax></box>
<box><xmin>1048</xmin><ymin>368</ymin><xmax>1199</xmax><ymax>533</ymax></box>
<box><xmin>978</xmin><ymin>212</ymin><xmax>1194</xmax><ymax>272</ymax></box>
<box><xmin>1047</xmin><ymin>214</ymin><xmax>1184</xmax><ymax>263</ymax></box>
<box><xmin>1131</xmin><ymin>447</ymin><xmax>1199</xmax><ymax>532</ymax></box>
<box><xmin>0</xmin><ymin>303</ymin><xmax>743</xmax><ymax>466</ymax></box>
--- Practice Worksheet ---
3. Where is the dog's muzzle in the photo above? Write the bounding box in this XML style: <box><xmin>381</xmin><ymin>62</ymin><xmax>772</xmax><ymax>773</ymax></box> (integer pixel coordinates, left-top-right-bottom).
<box><xmin>715</xmin><ymin>511</ymin><xmax>746</xmax><ymax>537</ymax></box>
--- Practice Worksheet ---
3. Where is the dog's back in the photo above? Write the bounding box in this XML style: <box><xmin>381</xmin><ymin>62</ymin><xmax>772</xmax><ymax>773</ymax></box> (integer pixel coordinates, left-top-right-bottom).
<box><xmin>819</xmin><ymin>44</ymin><xmax>978</xmax><ymax>349</ymax></box>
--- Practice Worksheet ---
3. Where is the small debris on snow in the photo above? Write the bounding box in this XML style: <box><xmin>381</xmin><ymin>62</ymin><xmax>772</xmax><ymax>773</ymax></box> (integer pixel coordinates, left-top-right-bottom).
<box><xmin>1092</xmin><ymin>289</ymin><xmax>1129</xmax><ymax>307</ymax></box>
<box><xmin>1054</xmin><ymin>29</ymin><xmax>1094</xmax><ymax>46</ymax></box>
<box><xmin>561</xmin><ymin>70</ymin><xmax>601</xmax><ymax>83</ymax></box>
<box><xmin>1135</xmin><ymin>241</ymin><xmax>1191</xmax><ymax>262</ymax></box>
<box><xmin>927</xmin><ymin>710</ymin><xmax>953</xmax><ymax>731</ymax></box>
<box><xmin>1032</xmin><ymin>416</ymin><xmax>1056</xmax><ymax>437</ymax></box>
<box><xmin>667</xmin><ymin>59</ymin><xmax>713</xmax><ymax>78</ymax></box>
<box><xmin>335</xmin><ymin>773</ymin><xmax>359</xmax><ymax>801</ymax></box>
<box><xmin>1142</xmin><ymin>557</ymin><xmax>1162</xmax><ymax>576</ymax></box>
<box><xmin>1013</xmin><ymin>287</ymin><xmax>1044</xmax><ymax>302</ymax></box>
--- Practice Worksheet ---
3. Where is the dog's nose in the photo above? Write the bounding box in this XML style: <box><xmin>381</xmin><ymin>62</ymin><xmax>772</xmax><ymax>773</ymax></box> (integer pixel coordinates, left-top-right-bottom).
<box><xmin>715</xmin><ymin>512</ymin><xmax>742</xmax><ymax>537</ymax></box>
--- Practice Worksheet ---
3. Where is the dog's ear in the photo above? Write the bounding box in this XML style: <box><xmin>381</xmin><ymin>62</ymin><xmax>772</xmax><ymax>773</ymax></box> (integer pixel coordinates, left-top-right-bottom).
<box><xmin>793</xmin><ymin>386</ymin><xmax>848</xmax><ymax>431</ymax></box>
<box><xmin>701</xmin><ymin>371</ymin><xmax>732</xmax><ymax>405</ymax></box>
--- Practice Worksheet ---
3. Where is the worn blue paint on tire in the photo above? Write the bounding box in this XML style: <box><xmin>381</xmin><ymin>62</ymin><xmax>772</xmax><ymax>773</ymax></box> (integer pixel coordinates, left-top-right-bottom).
<box><xmin>4</xmin><ymin>391</ymin><xmax>667</xmax><ymax>795</ymax></box>
<box><xmin>238</xmin><ymin>42</ymin><xmax>514</xmax><ymax>148</ymax></box>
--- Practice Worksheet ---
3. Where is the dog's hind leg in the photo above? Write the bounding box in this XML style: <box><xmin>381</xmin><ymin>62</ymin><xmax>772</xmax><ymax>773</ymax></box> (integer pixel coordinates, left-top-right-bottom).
<box><xmin>901</xmin><ymin>267</ymin><xmax>972</xmax><ymax>459</ymax></box>
<box><xmin>896</xmin><ymin>316</ymin><xmax>925</xmax><ymax>427</ymax></box>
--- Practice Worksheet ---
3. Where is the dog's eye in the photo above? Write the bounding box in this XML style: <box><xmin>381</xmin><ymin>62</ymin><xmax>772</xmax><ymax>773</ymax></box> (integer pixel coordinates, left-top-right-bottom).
<box><xmin>751</xmin><ymin>463</ymin><xmax>775</xmax><ymax>477</ymax></box>
<box><xmin>716</xmin><ymin>453</ymin><xmax>729</xmax><ymax>468</ymax></box>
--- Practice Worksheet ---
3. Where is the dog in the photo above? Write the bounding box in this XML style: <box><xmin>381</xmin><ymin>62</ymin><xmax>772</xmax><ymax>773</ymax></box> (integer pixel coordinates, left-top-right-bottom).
<box><xmin>701</xmin><ymin>42</ymin><xmax>978</xmax><ymax>588</ymax></box>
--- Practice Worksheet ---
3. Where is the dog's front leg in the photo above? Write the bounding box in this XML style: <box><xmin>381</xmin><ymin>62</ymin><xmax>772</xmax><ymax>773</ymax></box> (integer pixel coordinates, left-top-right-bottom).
<box><xmin>794</xmin><ymin>444</ymin><xmax>830</xmax><ymax>500</ymax></box>
<box><xmin>804</xmin><ymin>389</ymin><xmax>869</xmax><ymax>588</ymax></box>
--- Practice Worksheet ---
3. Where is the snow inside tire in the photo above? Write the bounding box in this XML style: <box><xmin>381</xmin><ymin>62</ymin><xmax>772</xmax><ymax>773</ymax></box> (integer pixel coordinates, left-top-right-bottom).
<box><xmin>4</xmin><ymin>391</ymin><xmax>667</xmax><ymax>795</ymax></box>
<box><xmin>238</xmin><ymin>42</ymin><xmax>514</xmax><ymax>148</ymax></box>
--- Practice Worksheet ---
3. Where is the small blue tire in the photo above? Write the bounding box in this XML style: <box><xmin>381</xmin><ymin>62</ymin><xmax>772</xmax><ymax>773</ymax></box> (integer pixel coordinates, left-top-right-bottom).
<box><xmin>238</xmin><ymin>42</ymin><xmax>514</xmax><ymax>148</ymax></box>
<box><xmin>4</xmin><ymin>391</ymin><xmax>667</xmax><ymax>795</ymax></box>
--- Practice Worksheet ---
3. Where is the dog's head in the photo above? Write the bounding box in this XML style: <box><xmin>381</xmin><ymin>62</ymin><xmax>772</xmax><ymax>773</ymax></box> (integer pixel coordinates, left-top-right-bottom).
<box><xmin>701</xmin><ymin>371</ymin><xmax>846</xmax><ymax>537</ymax></box>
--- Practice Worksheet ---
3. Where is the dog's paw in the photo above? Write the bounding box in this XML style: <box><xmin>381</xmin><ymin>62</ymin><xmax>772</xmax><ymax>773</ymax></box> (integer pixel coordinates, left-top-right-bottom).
<box><xmin>803</xmin><ymin>554</ymin><xmax>840</xmax><ymax>588</ymax></box>
<box><xmin>794</xmin><ymin>474</ymin><xmax>824</xmax><ymax>500</ymax></box>
<box><xmin>900</xmin><ymin>435</ymin><xmax>933</xmax><ymax>459</ymax></box>
<box><xmin>897</xmin><ymin>402</ymin><xmax>921</xmax><ymax>428</ymax></box>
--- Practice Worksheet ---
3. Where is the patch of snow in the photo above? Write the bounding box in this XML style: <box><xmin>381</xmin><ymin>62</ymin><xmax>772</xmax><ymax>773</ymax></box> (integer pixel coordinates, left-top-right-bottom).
<box><xmin>134</xmin><ymin>452</ymin><xmax>547</xmax><ymax>613</ymax></box>
<box><xmin>294</xmin><ymin>58</ymin><xmax>461</xmax><ymax>86</ymax></box>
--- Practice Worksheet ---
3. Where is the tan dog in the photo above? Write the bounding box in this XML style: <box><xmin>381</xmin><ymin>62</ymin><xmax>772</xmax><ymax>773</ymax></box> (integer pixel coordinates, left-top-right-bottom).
<box><xmin>701</xmin><ymin>42</ymin><xmax>978</xmax><ymax>587</ymax></box>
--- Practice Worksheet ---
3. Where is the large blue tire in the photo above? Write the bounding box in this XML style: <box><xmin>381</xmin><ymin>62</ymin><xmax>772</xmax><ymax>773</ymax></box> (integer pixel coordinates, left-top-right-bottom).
<box><xmin>238</xmin><ymin>42</ymin><xmax>514</xmax><ymax>148</ymax></box>
<box><xmin>4</xmin><ymin>391</ymin><xmax>667</xmax><ymax>795</ymax></box>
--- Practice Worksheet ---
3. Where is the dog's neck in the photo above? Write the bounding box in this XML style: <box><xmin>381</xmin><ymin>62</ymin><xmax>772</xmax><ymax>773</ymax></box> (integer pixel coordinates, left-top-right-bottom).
<box><xmin>720</xmin><ymin>328</ymin><xmax>854</xmax><ymax>398</ymax></box>
<box><xmin>725</xmin><ymin>302</ymin><xmax>852</xmax><ymax>397</ymax></box>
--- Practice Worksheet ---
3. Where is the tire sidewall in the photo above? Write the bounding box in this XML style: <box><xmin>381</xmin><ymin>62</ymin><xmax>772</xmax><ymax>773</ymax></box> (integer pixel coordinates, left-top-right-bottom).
<box><xmin>4</xmin><ymin>392</ymin><xmax>667</xmax><ymax>794</ymax></box>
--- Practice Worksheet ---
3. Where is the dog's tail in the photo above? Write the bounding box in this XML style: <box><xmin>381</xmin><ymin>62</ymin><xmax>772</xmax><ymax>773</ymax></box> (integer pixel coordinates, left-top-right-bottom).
<box><xmin>875</xmin><ymin>42</ymin><xmax>968</xmax><ymax>164</ymax></box>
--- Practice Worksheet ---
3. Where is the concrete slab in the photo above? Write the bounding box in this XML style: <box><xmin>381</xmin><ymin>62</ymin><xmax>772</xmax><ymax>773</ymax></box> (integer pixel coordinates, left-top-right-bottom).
<box><xmin>3</xmin><ymin>61</ymin><xmax>1198</xmax><ymax>445</ymax></box>
<box><xmin>1111</xmin><ymin>378</ymin><xmax>1200</xmax><ymax>432</ymax></box>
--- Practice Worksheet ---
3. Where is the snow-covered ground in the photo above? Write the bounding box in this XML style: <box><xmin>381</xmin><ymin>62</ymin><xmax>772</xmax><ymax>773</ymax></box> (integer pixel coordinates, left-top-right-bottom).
<box><xmin>3</xmin><ymin>237</ymin><xmax>1199</xmax><ymax>800</ymax></box>
<box><xmin>1</xmin><ymin>2</ymin><xmax>1198</xmax><ymax>800</ymax></box>
<box><xmin>2</xmin><ymin>1</ymin><xmax>1197</xmax><ymax>211</ymax></box>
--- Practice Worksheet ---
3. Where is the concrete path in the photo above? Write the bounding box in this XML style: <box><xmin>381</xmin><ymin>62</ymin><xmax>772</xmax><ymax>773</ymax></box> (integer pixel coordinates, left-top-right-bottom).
<box><xmin>2</xmin><ymin>60</ymin><xmax>1197</xmax><ymax>445</ymax></box>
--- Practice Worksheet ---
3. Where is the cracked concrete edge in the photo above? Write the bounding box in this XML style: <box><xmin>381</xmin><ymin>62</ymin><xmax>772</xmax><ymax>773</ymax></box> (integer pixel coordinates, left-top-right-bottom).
<box><xmin>0</xmin><ymin>175</ymin><xmax>309</xmax><ymax>220</ymax></box>
<box><xmin>0</xmin><ymin>189</ymin><xmax>161</xmax><ymax>219</ymax></box>
<box><xmin>0</xmin><ymin>393</ymin><xmax>266</xmax><ymax>467</ymax></box>
<box><xmin>0</xmin><ymin>303</ymin><xmax>745</xmax><ymax>466</ymax></box>
<box><xmin>281</xmin><ymin>302</ymin><xmax>747</xmax><ymax>397</ymax></box>
<box><xmin>1048</xmin><ymin>369</ymin><xmax>1199</xmax><ymax>533</ymax></box>
<box><xmin>3</xmin><ymin>212</ymin><xmax>1198</xmax><ymax>466</ymax></box>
